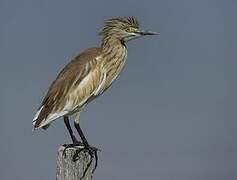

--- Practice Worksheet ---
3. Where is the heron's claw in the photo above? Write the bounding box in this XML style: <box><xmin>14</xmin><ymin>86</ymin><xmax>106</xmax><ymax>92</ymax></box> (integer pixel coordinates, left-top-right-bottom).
<box><xmin>62</xmin><ymin>141</ymin><xmax>84</xmax><ymax>158</ymax></box>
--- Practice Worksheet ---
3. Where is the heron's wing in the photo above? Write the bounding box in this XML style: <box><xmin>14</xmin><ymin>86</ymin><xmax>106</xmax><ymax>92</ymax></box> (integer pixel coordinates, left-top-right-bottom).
<box><xmin>33</xmin><ymin>47</ymin><xmax>103</xmax><ymax>129</ymax></box>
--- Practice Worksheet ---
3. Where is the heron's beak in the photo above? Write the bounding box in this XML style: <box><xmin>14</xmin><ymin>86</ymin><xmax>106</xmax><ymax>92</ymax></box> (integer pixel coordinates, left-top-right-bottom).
<box><xmin>125</xmin><ymin>30</ymin><xmax>159</xmax><ymax>42</ymax></box>
<box><xmin>137</xmin><ymin>30</ymin><xmax>160</xmax><ymax>36</ymax></box>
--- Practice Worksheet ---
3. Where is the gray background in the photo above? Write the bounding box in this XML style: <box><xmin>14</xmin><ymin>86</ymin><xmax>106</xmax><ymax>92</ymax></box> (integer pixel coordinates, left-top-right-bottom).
<box><xmin>0</xmin><ymin>0</ymin><xmax>236</xmax><ymax>180</ymax></box>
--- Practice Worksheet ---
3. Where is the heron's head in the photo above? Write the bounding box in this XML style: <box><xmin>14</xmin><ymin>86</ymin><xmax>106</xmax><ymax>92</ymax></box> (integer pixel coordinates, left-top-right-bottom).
<box><xmin>99</xmin><ymin>17</ymin><xmax>159</xmax><ymax>42</ymax></box>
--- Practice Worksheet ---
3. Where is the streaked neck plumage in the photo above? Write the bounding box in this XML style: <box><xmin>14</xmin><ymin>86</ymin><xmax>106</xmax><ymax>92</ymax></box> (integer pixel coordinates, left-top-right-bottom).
<box><xmin>100</xmin><ymin>35</ymin><xmax>128</xmax><ymax>88</ymax></box>
<box><xmin>101</xmin><ymin>34</ymin><xmax>126</xmax><ymax>52</ymax></box>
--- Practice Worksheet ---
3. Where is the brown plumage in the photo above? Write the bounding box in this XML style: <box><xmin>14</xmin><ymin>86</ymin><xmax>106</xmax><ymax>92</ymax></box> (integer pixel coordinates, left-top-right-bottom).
<box><xmin>33</xmin><ymin>48</ymin><xmax>102</xmax><ymax>129</ymax></box>
<box><xmin>33</xmin><ymin>16</ymin><xmax>158</xmax><ymax>141</ymax></box>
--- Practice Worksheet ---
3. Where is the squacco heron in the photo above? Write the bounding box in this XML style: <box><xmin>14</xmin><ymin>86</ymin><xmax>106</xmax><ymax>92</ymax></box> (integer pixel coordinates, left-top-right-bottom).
<box><xmin>33</xmin><ymin>16</ymin><xmax>158</xmax><ymax>177</ymax></box>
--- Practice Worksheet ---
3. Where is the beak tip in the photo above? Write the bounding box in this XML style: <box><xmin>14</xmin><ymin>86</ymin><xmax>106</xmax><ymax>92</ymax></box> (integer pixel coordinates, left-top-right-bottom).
<box><xmin>149</xmin><ymin>31</ymin><xmax>160</xmax><ymax>35</ymax></box>
<box><xmin>140</xmin><ymin>31</ymin><xmax>160</xmax><ymax>36</ymax></box>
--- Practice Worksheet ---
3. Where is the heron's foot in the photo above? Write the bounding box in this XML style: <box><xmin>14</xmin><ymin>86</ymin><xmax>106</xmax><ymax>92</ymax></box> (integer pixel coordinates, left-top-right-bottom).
<box><xmin>62</xmin><ymin>142</ymin><xmax>100</xmax><ymax>179</ymax></box>
<box><xmin>73</xmin><ymin>144</ymin><xmax>100</xmax><ymax>180</ymax></box>
<box><xmin>62</xmin><ymin>141</ymin><xmax>84</xmax><ymax>158</ymax></box>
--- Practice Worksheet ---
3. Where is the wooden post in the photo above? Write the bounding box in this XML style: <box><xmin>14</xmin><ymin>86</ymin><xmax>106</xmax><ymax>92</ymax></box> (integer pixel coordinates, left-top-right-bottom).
<box><xmin>56</xmin><ymin>146</ymin><xmax>95</xmax><ymax>180</ymax></box>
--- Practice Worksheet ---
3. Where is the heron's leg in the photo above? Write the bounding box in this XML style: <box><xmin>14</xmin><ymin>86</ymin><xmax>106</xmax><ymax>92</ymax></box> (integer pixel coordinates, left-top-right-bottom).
<box><xmin>73</xmin><ymin>113</ymin><xmax>99</xmax><ymax>179</ymax></box>
<box><xmin>63</xmin><ymin>116</ymin><xmax>84</xmax><ymax>157</ymax></box>
<box><xmin>63</xmin><ymin>116</ymin><xmax>78</xmax><ymax>144</ymax></box>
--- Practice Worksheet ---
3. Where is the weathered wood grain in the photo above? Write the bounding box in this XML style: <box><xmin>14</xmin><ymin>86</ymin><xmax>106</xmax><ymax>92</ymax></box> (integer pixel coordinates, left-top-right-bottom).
<box><xmin>56</xmin><ymin>146</ymin><xmax>95</xmax><ymax>180</ymax></box>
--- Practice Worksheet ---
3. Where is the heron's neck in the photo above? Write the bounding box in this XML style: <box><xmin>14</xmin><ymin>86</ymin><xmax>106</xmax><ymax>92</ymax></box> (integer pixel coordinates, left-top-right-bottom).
<box><xmin>101</xmin><ymin>36</ymin><xmax>126</xmax><ymax>55</ymax></box>
<box><xmin>100</xmin><ymin>36</ymin><xmax>128</xmax><ymax>88</ymax></box>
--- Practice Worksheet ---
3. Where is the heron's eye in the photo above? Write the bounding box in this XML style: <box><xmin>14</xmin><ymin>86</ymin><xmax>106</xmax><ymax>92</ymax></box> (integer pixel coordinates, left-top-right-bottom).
<box><xmin>125</xmin><ymin>27</ymin><xmax>135</xmax><ymax>33</ymax></box>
